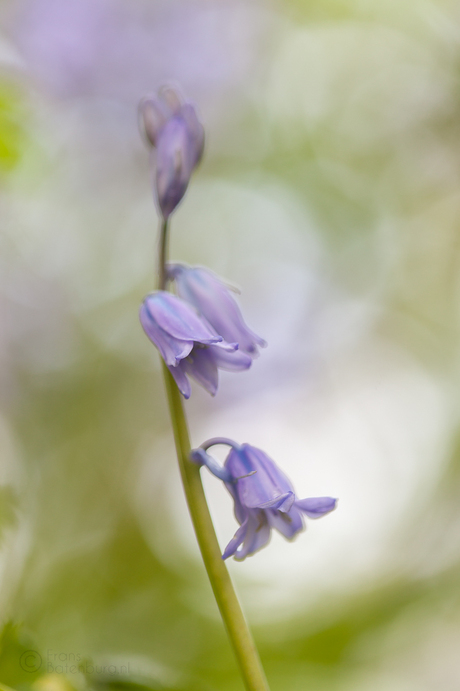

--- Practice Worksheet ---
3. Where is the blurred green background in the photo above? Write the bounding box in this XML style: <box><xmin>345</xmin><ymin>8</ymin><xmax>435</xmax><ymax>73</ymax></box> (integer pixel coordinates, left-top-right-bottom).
<box><xmin>1</xmin><ymin>0</ymin><xmax>460</xmax><ymax>689</ymax></box>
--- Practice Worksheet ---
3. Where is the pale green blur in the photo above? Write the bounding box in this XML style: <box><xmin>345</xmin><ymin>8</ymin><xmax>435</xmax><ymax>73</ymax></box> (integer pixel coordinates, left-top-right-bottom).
<box><xmin>1</xmin><ymin>1</ymin><xmax>460</xmax><ymax>690</ymax></box>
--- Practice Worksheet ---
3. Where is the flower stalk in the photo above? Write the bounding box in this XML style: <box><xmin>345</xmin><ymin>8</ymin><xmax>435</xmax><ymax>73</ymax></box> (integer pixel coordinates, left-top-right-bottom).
<box><xmin>158</xmin><ymin>218</ymin><xmax>169</xmax><ymax>290</ymax></box>
<box><xmin>158</xmin><ymin>220</ymin><xmax>269</xmax><ymax>691</ymax></box>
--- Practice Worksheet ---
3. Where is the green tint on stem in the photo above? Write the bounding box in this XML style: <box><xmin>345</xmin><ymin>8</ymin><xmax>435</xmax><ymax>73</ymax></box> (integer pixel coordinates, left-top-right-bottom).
<box><xmin>162</xmin><ymin>366</ymin><xmax>269</xmax><ymax>691</ymax></box>
<box><xmin>157</xmin><ymin>220</ymin><xmax>269</xmax><ymax>691</ymax></box>
<box><xmin>158</xmin><ymin>218</ymin><xmax>169</xmax><ymax>291</ymax></box>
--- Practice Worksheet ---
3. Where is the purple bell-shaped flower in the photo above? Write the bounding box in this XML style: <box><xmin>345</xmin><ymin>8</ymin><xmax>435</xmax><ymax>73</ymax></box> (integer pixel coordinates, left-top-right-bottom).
<box><xmin>168</xmin><ymin>264</ymin><xmax>266</xmax><ymax>357</ymax></box>
<box><xmin>191</xmin><ymin>439</ymin><xmax>337</xmax><ymax>560</ymax></box>
<box><xmin>139</xmin><ymin>86</ymin><xmax>204</xmax><ymax>219</ymax></box>
<box><xmin>140</xmin><ymin>292</ymin><xmax>251</xmax><ymax>399</ymax></box>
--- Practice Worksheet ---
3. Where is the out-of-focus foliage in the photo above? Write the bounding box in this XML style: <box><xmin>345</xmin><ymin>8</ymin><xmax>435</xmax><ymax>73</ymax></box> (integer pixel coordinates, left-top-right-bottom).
<box><xmin>2</xmin><ymin>0</ymin><xmax>460</xmax><ymax>689</ymax></box>
<box><xmin>0</xmin><ymin>82</ymin><xmax>26</xmax><ymax>174</ymax></box>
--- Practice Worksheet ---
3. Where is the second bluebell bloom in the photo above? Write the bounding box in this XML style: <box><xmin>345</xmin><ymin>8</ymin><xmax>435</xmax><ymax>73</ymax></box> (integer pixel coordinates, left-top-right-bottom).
<box><xmin>140</xmin><ymin>291</ymin><xmax>251</xmax><ymax>399</ymax></box>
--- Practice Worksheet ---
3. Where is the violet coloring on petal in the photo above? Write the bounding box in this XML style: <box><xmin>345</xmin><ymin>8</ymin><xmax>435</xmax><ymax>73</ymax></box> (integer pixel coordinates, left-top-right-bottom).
<box><xmin>140</xmin><ymin>291</ymin><xmax>251</xmax><ymax>399</ymax></box>
<box><xmin>191</xmin><ymin>440</ymin><xmax>337</xmax><ymax>560</ymax></box>
<box><xmin>139</xmin><ymin>86</ymin><xmax>204</xmax><ymax>219</ymax></box>
<box><xmin>169</xmin><ymin>263</ymin><xmax>266</xmax><ymax>356</ymax></box>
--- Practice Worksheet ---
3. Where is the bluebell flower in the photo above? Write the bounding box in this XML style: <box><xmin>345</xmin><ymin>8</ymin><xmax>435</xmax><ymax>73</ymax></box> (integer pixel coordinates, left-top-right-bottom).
<box><xmin>139</xmin><ymin>86</ymin><xmax>204</xmax><ymax>219</ymax></box>
<box><xmin>168</xmin><ymin>264</ymin><xmax>266</xmax><ymax>357</ymax></box>
<box><xmin>191</xmin><ymin>440</ymin><xmax>337</xmax><ymax>560</ymax></box>
<box><xmin>140</xmin><ymin>292</ymin><xmax>251</xmax><ymax>399</ymax></box>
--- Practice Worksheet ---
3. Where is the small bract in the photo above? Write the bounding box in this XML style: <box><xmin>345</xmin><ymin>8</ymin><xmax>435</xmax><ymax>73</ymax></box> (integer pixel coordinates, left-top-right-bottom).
<box><xmin>191</xmin><ymin>440</ymin><xmax>337</xmax><ymax>560</ymax></box>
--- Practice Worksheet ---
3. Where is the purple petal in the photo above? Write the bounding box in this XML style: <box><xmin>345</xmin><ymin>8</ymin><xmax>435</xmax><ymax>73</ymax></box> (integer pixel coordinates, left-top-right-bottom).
<box><xmin>158</xmin><ymin>85</ymin><xmax>183</xmax><ymax>114</ymax></box>
<box><xmin>183</xmin><ymin>347</ymin><xmax>219</xmax><ymax>396</ymax></box>
<box><xmin>274</xmin><ymin>492</ymin><xmax>296</xmax><ymax>513</ymax></box>
<box><xmin>224</xmin><ymin>482</ymin><xmax>248</xmax><ymax>525</ymax></box>
<box><xmin>254</xmin><ymin>491</ymin><xmax>295</xmax><ymax>512</ymax></box>
<box><xmin>167</xmin><ymin>361</ymin><xmax>191</xmax><ymax>399</ymax></box>
<box><xmin>139</xmin><ymin>302</ymin><xmax>193</xmax><ymax>366</ymax></box>
<box><xmin>267</xmin><ymin>506</ymin><xmax>304</xmax><ymax>539</ymax></box>
<box><xmin>222</xmin><ymin>517</ymin><xmax>249</xmax><ymax>560</ymax></box>
<box><xmin>243</xmin><ymin>445</ymin><xmax>294</xmax><ymax>496</ymax></box>
<box><xmin>146</xmin><ymin>292</ymin><xmax>221</xmax><ymax>344</ymax></box>
<box><xmin>155</xmin><ymin>110</ymin><xmax>203</xmax><ymax>218</ymax></box>
<box><xmin>174</xmin><ymin>267</ymin><xmax>266</xmax><ymax>355</ymax></box>
<box><xmin>180</xmin><ymin>103</ymin><xmax>204</xmax><ymax>168</ymax></box>
<box><xmin>138</xmin><ymin>96</ymin><xmax>167</xmax><ymax>147</ymax></box>
<box><xmin>209</xmin><ymin>346</ymin><xmax>252</xmax><ymax>372</ymax></box>
<box><xmin>295</xmin><ymin>497</ymin><xmax>338</xmax><ymax>518</ymax></box>
<box><xmin>225</xmin><ymin>445</ymin><xmax>295</xmax><ymax>511</ymax></box>
<box><xmin>211</xmin><ymin>340</ymin><xmax>239</xmax><ymax>353</ymax></box>
<box><xmin>234</xmin><ymin>512</ymin><xmax>271</xmax><ymax>560</ymax></box>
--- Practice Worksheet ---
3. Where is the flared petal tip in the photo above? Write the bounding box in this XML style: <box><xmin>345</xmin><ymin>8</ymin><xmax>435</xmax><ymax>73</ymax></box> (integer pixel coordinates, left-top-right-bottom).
<box><xmin>221</xmin><ymin>547</ymin><xmax>235</xmax><ymax>561</ymax></box>
<box><xmin>214</xmin><ymin>340</ymin><xmax>238</xmax><ymax>353</ymax></box>
<box><xmin>221</xmin><ymin>519</ymin><xmax>249</xmax><ymax>560</ymax></box>
<box><xmin>167</xmin><ymin>363</ymin><xmax>192</xmax><ymax>399</ymax></box>
<box><xmin>246</xmin><ymin>335</ymin><xmax>268</xmax><ymax>354</ymax></box>
<box><xmin>295</xmin><ymin>496</ymin><xmax>338</xmax><ymax>518</ymax></box>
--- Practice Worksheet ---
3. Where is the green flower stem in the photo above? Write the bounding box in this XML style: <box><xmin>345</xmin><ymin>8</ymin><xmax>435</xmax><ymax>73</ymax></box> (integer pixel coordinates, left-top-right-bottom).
<box><xmin>158</xmin><ymin>218</ymin><xmax>169</xmax><ymax>290</ymax></box>
<box><xmin>157</xmin><ymin>219</ymin><xmax>269</xmax><ymax>691</ymax></box>
<box><xmin>162</xmin><ymin>365</ymin><xmax>269</xmax><ymax>691</ymax></box>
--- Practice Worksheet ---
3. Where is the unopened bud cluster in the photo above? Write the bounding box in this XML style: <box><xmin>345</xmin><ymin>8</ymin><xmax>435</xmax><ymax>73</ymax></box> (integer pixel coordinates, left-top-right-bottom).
<box><xmin>139</xmin><ymin>86</ymin><xmax>204</xmax><ymax>219</ymax></box>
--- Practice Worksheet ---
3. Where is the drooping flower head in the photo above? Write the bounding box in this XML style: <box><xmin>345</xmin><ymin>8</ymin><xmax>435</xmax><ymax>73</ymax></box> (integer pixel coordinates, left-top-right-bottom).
<box><xmin>168</xmin><ymin>264</ymin><xmax>266</xmax><ymax>357</ymax></box>
<box><xmin>139</xmin><ymin>86</ymin><xmax>204</xmax><ymax>219</ymax></box>
<box><xmin>140</xmin><ymin>292</ymin><xmax>251</xmax><ymax>399</ymax></box>
<box><xmin>191</xmin><ymin>439</ymin><xmax>337</xmax><ymax>560</ymax></box>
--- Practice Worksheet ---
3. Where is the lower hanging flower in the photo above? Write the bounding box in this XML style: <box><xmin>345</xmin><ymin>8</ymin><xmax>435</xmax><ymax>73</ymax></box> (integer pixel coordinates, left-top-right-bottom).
<box><xmin>191</xmin><ymin>439</ymin><xmax>337</xmax><ymax>560</ymax></box>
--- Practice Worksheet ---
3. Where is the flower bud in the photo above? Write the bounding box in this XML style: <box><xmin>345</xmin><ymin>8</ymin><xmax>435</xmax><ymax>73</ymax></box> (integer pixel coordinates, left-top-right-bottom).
<box><xmin>139</xmin><ymin>87</ymin><xmax>204</xmax><ymax>218</ymax></box>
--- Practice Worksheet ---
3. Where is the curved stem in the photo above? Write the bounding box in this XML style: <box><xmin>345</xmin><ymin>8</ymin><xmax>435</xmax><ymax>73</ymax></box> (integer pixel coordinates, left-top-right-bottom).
<box><xmin>201</xmin><ymin>437</ymin><xmax>242</xmax><ymax>452</ymax></box>
<box><xmin>157</xmin><ymin>218</ymin><xmax>269</xmax><ymax>691</ymax></box>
